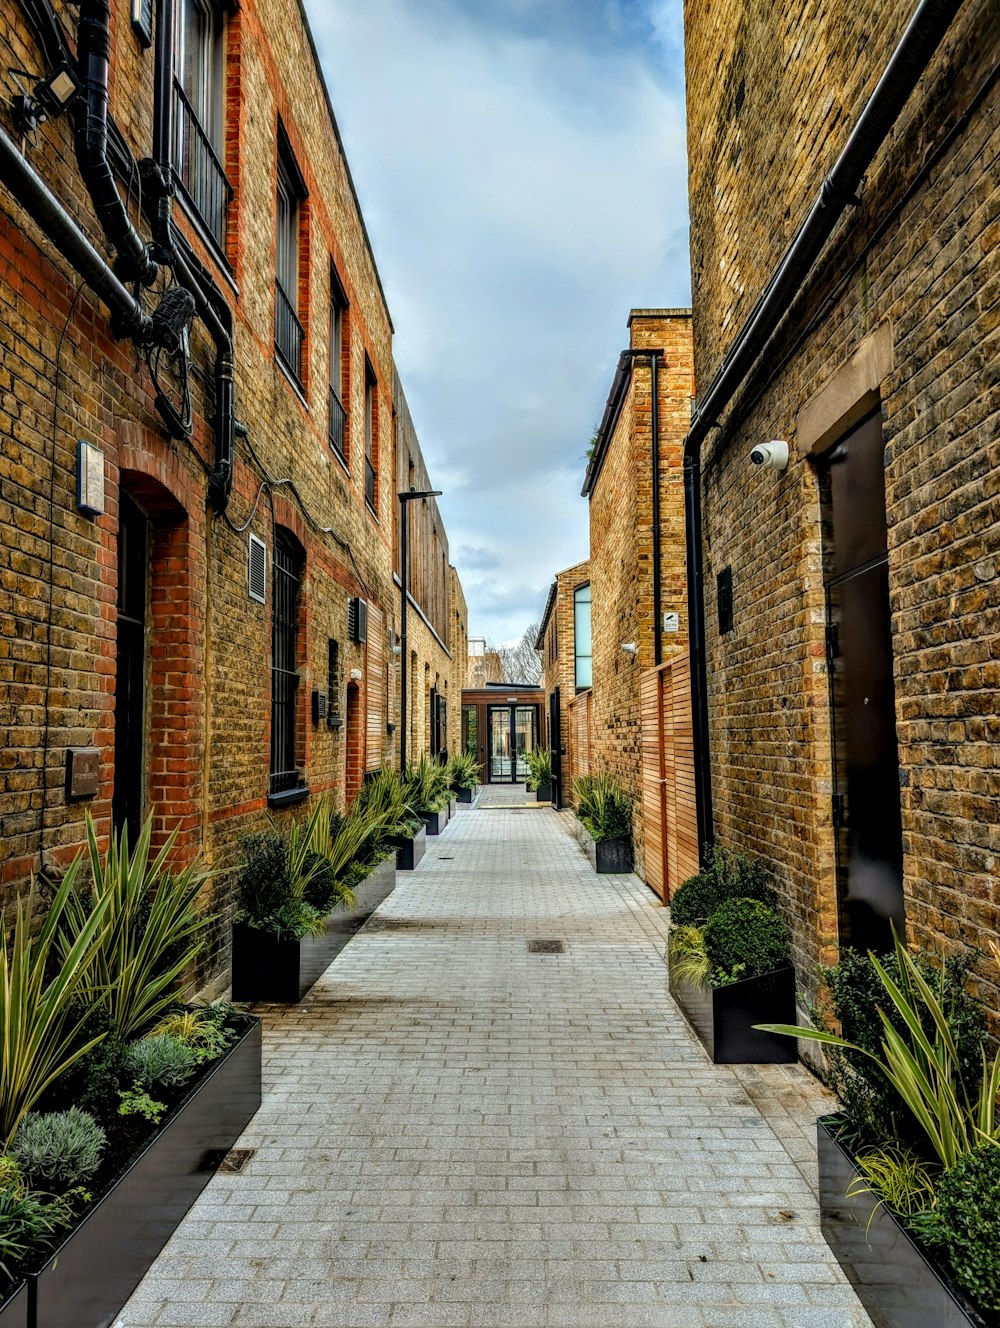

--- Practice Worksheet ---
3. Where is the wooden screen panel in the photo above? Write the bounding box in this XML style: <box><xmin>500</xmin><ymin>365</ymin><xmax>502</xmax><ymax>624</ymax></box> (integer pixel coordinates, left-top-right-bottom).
<box><xmin>365</xmin><ymin>604</ymin><xmax>384</xmax><ymax>771</ymax></box>
<box><xmin>640</xmin><ymin>668</ymin><xmax>667</xmax><ymax>901</ymax></box>
<box><xmin>665</xmin><ymin>656</ymin><xmax>699</xmax><ymax>894</ymax></box>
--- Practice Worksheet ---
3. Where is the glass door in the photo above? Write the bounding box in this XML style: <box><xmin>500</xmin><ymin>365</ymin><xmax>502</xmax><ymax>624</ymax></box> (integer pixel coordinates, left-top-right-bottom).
<box><xmin>514</xmin><ymin>706</ymin><xmax>534</xmax><ymax>781</ymax></box>
<box><xmin>489</xmin><ymin>707</ymin><xmax>512</xmax><ymax>781</ymax></box>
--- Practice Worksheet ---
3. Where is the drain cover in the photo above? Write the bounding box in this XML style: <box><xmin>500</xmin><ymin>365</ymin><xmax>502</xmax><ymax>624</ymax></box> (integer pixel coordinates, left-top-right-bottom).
<box><xmin>527</xmin><ymin>939</ymin><xmax>564</xmax><ymax>954</ymax></box>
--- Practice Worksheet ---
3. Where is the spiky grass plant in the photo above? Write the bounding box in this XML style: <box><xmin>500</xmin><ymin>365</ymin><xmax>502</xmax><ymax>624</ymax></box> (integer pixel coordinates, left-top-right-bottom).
<box><xmin>55</xmin><ymin>814</ymin><xmax>215</xmax><ymax>1042</ymax></box>
<box><xmin>572</xmin><ymin>772</ymin><xmax>631</xmax><ymax>842</ymax></box>
<box><xmin>1</xmin><ymin>861</ymin><xmax>113</xmax><ymax>1147</ymax></box>
<box><xmin>523</xmin><ymin>747</ymin><xmax>552</xmax><ymax>792</ymax></box>
<box><xmin>847</xmin><ymin>1144</ymin><xmax>938</xmax><ymax>1221</ymax></box>
<box><xmin>404</xmin><ymin>755</ymin><xmax>451</xmax><ymax>814</ymax></box>
<box><xmin>667</xmin><ymin>925</ymin><xmax>712</xmax><ymax>988</ymax></box>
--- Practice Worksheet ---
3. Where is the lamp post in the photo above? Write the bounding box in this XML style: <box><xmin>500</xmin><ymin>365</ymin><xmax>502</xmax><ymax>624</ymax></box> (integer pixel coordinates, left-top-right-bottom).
<box><xmin>398</xmin><ymin>487</ymin><xmax>442</xmax><ymax>772</ymax></box>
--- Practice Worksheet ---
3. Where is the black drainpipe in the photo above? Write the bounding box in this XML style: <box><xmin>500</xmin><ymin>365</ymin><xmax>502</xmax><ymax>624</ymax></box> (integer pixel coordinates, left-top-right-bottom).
<box><xmin>0</xmin><ymin>126</ymin><xmax>152</xmax><ymax>341</ymax></box>
<box><xmin>74</xmin><ymin>0</ymin><xmax>157</xmax><ymax>286</ymax></box>
<box><xmin>682</xmin><ymin>0</ymin><xmax>960</xmax><ymax>864</ymax></box>
<box><xmin>650</xmin><ymin>352</ymin><xmax>662</xmax><ymax>667</ymax></box>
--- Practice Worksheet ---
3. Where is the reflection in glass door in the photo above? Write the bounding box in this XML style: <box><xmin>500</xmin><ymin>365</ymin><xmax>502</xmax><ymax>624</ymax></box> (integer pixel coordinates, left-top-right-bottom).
<box><xmin>514</xmin><ymin>706</ymin><xmax>533</xmax><ymax>780</ymax></box>
<box><xmin>489</xmin><ymin>707</ymin><xmax>512</xmax><ymax>781</ymax></box>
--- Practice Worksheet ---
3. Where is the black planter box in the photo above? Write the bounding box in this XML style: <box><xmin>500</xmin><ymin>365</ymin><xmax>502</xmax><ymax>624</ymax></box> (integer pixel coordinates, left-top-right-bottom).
<box><xmin>668</xmin><ymin>964</ymin><xmax>798</xmax><ymax>1064</ymax></box>
<box><xmin>30</xmin><ymin>1016</ymin><xmax>261</xmax><ymax>1328</ymax></box>
<box><xmin>449</xmin><ymin>798</ymin><xmax>457</xmax><ymax>818</ymax></box>
<box><xmin>455</xmin><ymin>786</ymin><xmax>474</xmax><ymax>806</ymax></box>
<box><xmin>576</xmin><ymin>822</ymin><xmax>633</xmax><ymax>873</ymax></box>
<box><xmin>231</xmin><ymin>856</ymin><xmax>396</xmax><ymax>1003</ymax></box>
<box><xmin>0</xmin><ymin>1283</ymin><xmax>27</xmax><ymax>1328</ymax></box>
<box><xmin>421</xmin><ymin>805</ymin><xmax>449</xmax><ymax>836</ymax></box>
<box><xmin>817</xmin><ymin>1118</ymin><xmax>989</xmax><ymax>1328</ymax></box>
<box><xmin>393</xmin><ymin>825</ymin><xmax>426</xmax><ymax>871</ymax></box>
<box><xmin>532</xmin><ymin>783</ymin><xmax>553</xmax><ymax>803</ymax></box>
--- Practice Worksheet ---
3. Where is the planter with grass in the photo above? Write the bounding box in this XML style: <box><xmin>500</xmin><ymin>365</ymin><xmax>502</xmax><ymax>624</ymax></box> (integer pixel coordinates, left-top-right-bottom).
<box><xmin>666</xmin><ymin>851</ymin><xmax>796</xmax><ymax>1064</ymax></box>
<box><xmin>30</xmin><ymin>1016</ymin><xmax>261</xmax><ymax>1328</ymax></box>
<box><xmin>231</xmin><ymin>787</ymin><xmax>406</xmax><ymax>1002</ymax></box>
<box><xmin>0</xmin><ymin>813</ymin><xmax>262</xmax><ymax>1328</ymax></box>
<box><xmin>447</xmin><ymin>752</ymin><xmax>478</xmax><ymax>807</ymax></box>
<box><xmin>817</xmin><ymin>1117</ymin><xmax>988</xmax><ymax>1328</ymax></box>
<box><xmin>759</xmin><ymin>936</ymin><xmax>1000</xmax><ymax>1328</ymax></box>
<box><xmin>525</xmin><ymin>748</ymin><xmax>553</xmax><ymax>804</ymax></box>
<box><xmin>572</xmin><ymin>773</ymin><xmax>634</xmax><ymax>873</ymax></box>
<box><xmin>392</xmin><ymin>823</ymin><xmax>426</xmax><ymax>871</ymax></box>
<box><xmin>455</xmin><ymin>786</ymin><xmax>475</xmax><ymax>806</ymax></box>
<box><xmin>405</xmin><ymin>756</ymin><xmax>452</xmax><ymax>838</ymax></box>
<box><xmin>421</xmin><ymin>804</ymin><xmax>449</xmax><ymax>836</ymax></box>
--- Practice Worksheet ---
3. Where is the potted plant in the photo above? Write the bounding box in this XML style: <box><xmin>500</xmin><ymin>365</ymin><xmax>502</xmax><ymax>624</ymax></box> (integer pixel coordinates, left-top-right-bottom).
<box><xmin>404</xmin><ymin>755</ymin><xmax>452</xmax><ymax>835</ymax></box>
<box><xmin>231</xmin><ymin>793</ymin><xmax>396</xmax><ymax>1003</ymax></box>
<box><xmin>0</xmin><ymin>814</ymin><xmax>261</xmax><ymax>1328</ymax></box>
<box><xmin>572</xmin><ymin>773</ymin><xmax>633</xmax><ymax>872</ymax></box>
<box><xmin>524</xmin><ymin>747</ymin><xmax>553</xmax><ymax>803</ymax></box>
<box><xmin>447</xmin><ymin>751</ymin><xmax>479</xmax><ymax>806</ymax></box>
<box><xmin>759</xmin><ymin>934</ymin><xmax>1000</xmax><ymax>1328</ymax></box>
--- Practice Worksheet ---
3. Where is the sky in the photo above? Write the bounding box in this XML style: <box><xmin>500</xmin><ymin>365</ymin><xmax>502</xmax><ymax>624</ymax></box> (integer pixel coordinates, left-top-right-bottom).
<box><xmin>306</xmin><ymin>0</ymin><xmax>692</xmax><ymax>645</ymax></box>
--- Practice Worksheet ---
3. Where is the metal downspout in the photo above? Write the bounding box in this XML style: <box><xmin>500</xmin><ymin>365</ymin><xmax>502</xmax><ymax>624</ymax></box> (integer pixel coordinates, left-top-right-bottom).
<box><xmin>0</xmin><ymin>126</ymin><xmax>152</xmax><ymax>340</ymax></box>
<box><xmin>650</xmin><ymin>353</ymin><xmax>662</xmax><ymax>668</ymax></box>
<box><xmin>74</xmin><ymin>0</ymin><xmax>157</xmax><ymax>285</ymax></box>
<box><xmin>682</xmin><ymin>0</ymin><xmax>960</xmax><ymax>864</ymax></box>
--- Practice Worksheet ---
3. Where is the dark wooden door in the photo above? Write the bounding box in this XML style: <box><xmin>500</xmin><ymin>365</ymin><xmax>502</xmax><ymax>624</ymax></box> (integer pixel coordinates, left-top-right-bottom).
<box><xmin>113</xmin><ymin>493</ymin><xmax>148</xmax><ymax>841</ymax></box>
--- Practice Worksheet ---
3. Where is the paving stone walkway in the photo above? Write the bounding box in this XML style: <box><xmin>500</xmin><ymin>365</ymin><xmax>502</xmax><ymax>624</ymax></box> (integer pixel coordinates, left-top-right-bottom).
<box><xmin>121</xmin><ymin>805</ymin><xmax>872</xmax><ymax>1328</ymax></box>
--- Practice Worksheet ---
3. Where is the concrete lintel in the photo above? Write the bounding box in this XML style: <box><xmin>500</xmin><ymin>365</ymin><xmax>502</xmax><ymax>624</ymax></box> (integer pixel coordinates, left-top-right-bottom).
<box><xmin>796</xmin><ymin>322</ymin><xmax>894</xmax><ymax>457</ymax></box>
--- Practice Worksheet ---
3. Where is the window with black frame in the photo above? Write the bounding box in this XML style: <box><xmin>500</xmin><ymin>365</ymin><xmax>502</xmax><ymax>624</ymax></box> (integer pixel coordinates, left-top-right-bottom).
<box><xmin>275</xmin><ymin>131</ymin><xmax>306</xmax><ymax>384</ymax></box>
<box><xmin>364</xmin><ymin>358</ymin><xmax>377</xmax><ymax>510</ymax></box>
<box><xmin>329</xmin><ymin>267</ymin><xmax>348</xmax><ymax>461</ymax></box>
<box><xmin>270</xmin><ymin>529</ymin><xmax>305</xmax><ymax>797</ymax></box>
<box><xmin>171</xmin><ymin>0</ymin><xmax>232</xmax><ymax>251</ymax></box>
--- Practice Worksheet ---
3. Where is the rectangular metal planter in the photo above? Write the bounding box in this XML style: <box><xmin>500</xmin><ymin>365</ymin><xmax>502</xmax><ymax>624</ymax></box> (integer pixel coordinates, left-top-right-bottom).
<box><xmin>532</xmin><ymin>783</ymin><xmax>553</xmax><ymax>803</ymax></box>
<box><xmin>392</xmin><ymin>825</ymin><xmax>426</xmax><ymax>871</ymax></box>
<box><xmin>30</xmin><ymin>1016</ymin><xmax>262</xmax><ymax>1328</ymax></box>
<box><xmin>421</xmin><ymin>805</ymin><xmax>448</xmax><ymax>836</ymax></box>
<box><xmin>668</xmin><ymin>964</ymin><xmax>798</xmax><ymax>1064</ymax></box>
<box><xmin>455</xmin><ymin>786</ymin><xmax>474</xmax><ymax>806</ymax></box>
<box><xmin>231</xmin><ymin>856</ymin><xmax>396</xmax><ymax>1002</ymax></box>
<box><xmin>817</xmin><ymin>1118</ymin><xmax>988</xmax><ymax>1328</ymax></box>
<box><xmin>576</xmin><ymin>823</ymin><xmax>633</xmax><ymax>873</ymax></box>
<box><xmin>0</xmin><ymin>1283</ymin><xmax>27</xmax><ymax>1328</ymax></box>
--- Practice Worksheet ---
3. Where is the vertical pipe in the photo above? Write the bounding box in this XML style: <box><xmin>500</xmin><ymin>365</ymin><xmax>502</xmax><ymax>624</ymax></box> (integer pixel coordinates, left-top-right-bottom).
<box><xmin>650</xmin><ymin>353</ymin><xmax>662</xmax><ymax>667</ymax></box>
<box><xmin>399</xmin><ymin>496</ymin><xmax>409</xmax><ymax>773</ymax></box>
<box><xmin>684</xmin><ymin>448</ymin><xmax>714</xmax><ymax>859</ymax></box>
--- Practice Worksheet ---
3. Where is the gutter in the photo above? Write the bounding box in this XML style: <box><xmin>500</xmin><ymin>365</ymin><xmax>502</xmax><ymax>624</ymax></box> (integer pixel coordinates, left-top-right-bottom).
<box><xmin>682</xmin><ymin>0</ymin><xmax>961</xmax><ymax>861</ymax></box>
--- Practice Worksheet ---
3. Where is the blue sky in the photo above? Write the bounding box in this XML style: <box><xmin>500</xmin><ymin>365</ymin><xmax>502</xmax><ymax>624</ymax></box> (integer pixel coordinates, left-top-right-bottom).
<box><xmin>306</xmin><ymin>0</ymin><xmax>691</xmax><ymax>644</ymax></box>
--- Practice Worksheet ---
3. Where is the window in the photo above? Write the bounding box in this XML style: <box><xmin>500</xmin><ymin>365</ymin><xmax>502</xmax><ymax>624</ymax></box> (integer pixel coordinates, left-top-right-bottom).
<box><xmin>328</xmin><ymin>267</ymin><xmax>348</xmax><ymax>461</ymax></box>
<box><xmin>275</xmin><ymin>128</ymin><xmax>306</xmax><ymax>384</ymax></box>
<box><xmin>270</xmin><ymin>529</ymin><xmax>305</xmax><ymax>797</ymax></box>
<box><xmin>574</xmin><ymin>583</ymin><xmax>592</xmax><ymax>689</ymax></box>
<box><xmin>364</xmin><ymin>359</ymin><xmax>377</xmax><ymax>511</ymax></box>
<box><xmin>717</xmin><ymin>567</ymin><xmax>734</xmax><ymax>634</ymax></box>
<box><xmin>171</xmin><ymin>0</ymin><xmax>231</xmax><ymax>250</ymax></box>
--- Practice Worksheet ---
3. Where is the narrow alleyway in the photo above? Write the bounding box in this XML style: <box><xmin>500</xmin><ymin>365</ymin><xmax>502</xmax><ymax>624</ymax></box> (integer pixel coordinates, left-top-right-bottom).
<box><xmin>122</xmin><ymin>806</ymin><xmax>871</xmax><ymax>1328</ymax></box>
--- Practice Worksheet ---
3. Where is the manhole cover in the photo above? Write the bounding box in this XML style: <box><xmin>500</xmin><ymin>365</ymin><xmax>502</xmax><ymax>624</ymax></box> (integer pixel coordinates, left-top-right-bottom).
<box><xmin>527</xmin><ymin>939</ymin><xmax>565</xmax><ymax>954</ymax></box>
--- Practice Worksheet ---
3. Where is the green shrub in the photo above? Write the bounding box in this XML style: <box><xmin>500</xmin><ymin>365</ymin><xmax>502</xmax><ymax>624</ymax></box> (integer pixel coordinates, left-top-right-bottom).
<box><xmin>914</xmin><ymin>1144</ymin><xmax>1000</xmax><ymax>1314</ymax></box>
<box><xmin>9</xmin><ymin>1108</ymin><xmax>106</xmax><ymax>1189</ymax></box>
<box><xmin>703</xmin><ymin>897</ymin><xmax>790</xmax><ymax>984</ymax></box>
<box><xmin>123</xmin><ymin>1035</ymin><xmax>196</xmax><ymax>1091</ymax></box>
<box><xmin>301</xmin><ymin>851</ymin><xmax>340</xmax><ymax>915</ymax></box>
<box><xmin>573</xmin><ymin>773</ymin><xmax>631</xmax><ymax>842</ymax></box>
<box><xmin>819</xmin><ymin>946</ymin><xmax>988</xmax><ymax>1151</ymax></box>
<box><xmin>235</xmin><ymin>833</ymin><xmax>289</xmax><ymax>925</ymax></box>
<box><xmin>669</xmin><ymin>846</ymin><xmax>775</xmax><ymax>926</ymax></box>
<box><xmin>151</xmin><ymin>1007</ymin><xmax>236</xmax><ymax>1065</ymax></box>
<box><xmin>0</xmin><ymin>1187</ymin><xmax>73</xmax><ymax>1280</ymax></box>
<box><xmin>523</xmin><ymin>747</ymin><xmax>552</xmax><ymax>792</ymax></box>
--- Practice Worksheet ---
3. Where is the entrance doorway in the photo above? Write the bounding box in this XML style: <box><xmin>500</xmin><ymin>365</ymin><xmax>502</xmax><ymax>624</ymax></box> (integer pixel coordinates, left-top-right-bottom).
<box><xmin>820</xmin><ymin>410</ymin><xmax>905</xmax><ymax>952</ymax></box>
<box><xmin>113</xmin><ymin>493</ymin><xmax>148</xmax><ymax>841</ymax></box>
<box><xmin>488</xmin><ymin>705</ymin><xmax>536</xmax><ymax>782</ymax></box>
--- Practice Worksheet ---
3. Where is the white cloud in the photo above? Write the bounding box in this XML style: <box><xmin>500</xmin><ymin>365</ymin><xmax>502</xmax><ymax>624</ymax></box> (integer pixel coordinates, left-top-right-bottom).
<box><xmin>308</xmin><ymin>0</ymin><xmax>689</xmax><ymax>642</ymax></box>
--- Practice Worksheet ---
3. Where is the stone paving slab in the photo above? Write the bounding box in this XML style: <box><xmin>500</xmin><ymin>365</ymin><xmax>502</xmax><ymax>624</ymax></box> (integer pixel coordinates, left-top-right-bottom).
<box><xmin>119</xmin><ymin>806</ymin><xmax>871</xmax><ymax>1328</ymax></box>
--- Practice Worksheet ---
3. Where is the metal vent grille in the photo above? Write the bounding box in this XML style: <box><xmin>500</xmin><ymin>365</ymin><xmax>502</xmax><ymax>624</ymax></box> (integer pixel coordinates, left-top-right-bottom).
<box><xmin>248</xmin><ymin>534</ymin><xmax>267</xmax><ymax>604</ymax></box>
<box><xmin>717</xmin><ymin>566</ymin><xmax>733</xmax><ymax>635</ymax></box>
<box><xmin>527</xmin><ymin>939</ymin><xmax>564</xmax><ymax>954</ymax></box>
<box><xmin>348</xmin><ymin>596</ymin><xmax>368</xmax><ymax>643</ymax></box>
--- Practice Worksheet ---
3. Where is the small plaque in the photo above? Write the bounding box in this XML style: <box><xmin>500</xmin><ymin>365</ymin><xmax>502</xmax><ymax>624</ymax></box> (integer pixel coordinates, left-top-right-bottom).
<box><xmin>663</xmin><ymin>611</ymin><xmax>680</xmax><ymax>633</ymax></box>
<box><xmin>77</xmin><ymin>441</ymin><xmax>105</xmax><ymax>515</ymax></box>
<box><xmin>66</xmin><ymin>747</ymin><xmax>100</xmax><ymax>800</ymax></box>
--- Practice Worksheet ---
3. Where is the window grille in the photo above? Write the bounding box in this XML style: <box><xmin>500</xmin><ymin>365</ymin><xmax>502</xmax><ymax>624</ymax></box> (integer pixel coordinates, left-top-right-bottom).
<box><xmin>171</xmin><ymin>0</ymin><xmax>231</xmax><ymax>250</ymax></box>
<box><xmin>270</xmin><ymin>531</ymin><xmax>303</xmax><ymax>794</ymax></box>
<box><xmin>327</xmin><ymin>638</ymin><xmax>341</xmax><ymax>727</ymax></box>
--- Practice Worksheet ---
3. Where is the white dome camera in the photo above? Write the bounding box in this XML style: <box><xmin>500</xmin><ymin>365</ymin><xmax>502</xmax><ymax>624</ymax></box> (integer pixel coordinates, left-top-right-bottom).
<box><xmin>749</xmin><ymin>440</ymin><xmax>790</xmax><ymax>471</ymax></box>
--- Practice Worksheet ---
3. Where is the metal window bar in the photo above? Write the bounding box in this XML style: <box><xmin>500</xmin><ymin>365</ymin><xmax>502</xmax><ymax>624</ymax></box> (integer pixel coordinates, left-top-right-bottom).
<box><xmin>275</xmin><ymin>280</ymin><xmax>305</xmax><ymax>384</ymax></box>
<box><xmin>329</xmin><ymin>387</ymin><xmax>346</xmax><ymax>459</ymax></box>
<box><xmin>270</xmin><ymin>539</ymin><xmax>302</xmax><ymax>793</ymax></box>
<box><xmin>172</xmin><ymin>79</ymin><xmax>232</xmax><ymax>251</ymax></box>
<box><xmin>365</xmin><ymin>455</ymin><xmax>376</xmax><ymax>510</ymax></box>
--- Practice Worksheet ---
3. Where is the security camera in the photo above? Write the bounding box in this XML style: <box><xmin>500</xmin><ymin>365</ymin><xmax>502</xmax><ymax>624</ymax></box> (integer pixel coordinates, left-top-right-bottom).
<box><xmin>749</xmin><ymin>440</ymin><xmax>789</xmax><ymax>471</ymax></box>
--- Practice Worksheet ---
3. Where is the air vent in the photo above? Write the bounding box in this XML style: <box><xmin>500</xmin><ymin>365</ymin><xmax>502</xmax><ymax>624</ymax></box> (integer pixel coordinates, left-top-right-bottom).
<box><xmin>717</xmin><ymin>566</ymin><xmax>733</xmax><ymax>635</ymax></box>
<box><xmin>248</xmin><ymin>534</ymin><xmax>267</xmax><ymax>604</ymax></box>
<box><xmin>348</xmin><ymin>596</ymin><xmax>368</xmax><ymax>643</ymax></box>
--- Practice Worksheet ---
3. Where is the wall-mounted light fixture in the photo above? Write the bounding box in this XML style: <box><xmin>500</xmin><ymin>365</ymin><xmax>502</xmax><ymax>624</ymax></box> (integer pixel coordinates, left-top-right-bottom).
<box><xmin>12</xmin><ymin>62</ymin><xmax>82</xmax><ymax>135</ymax></box>
<box><xmin>76</xmin><ymin>441</ymin><xmax>105</xmax><ymax>516</ymax></box>
<box><xmin>620</xmin><ymin>642</ymin><xmax>638</xmax><ymax>655</ymax></box>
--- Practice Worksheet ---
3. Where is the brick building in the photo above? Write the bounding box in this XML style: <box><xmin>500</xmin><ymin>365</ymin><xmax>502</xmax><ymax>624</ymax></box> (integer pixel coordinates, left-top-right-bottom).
<box><xmin>537</xmin><ymin>560</ymin><xmax>590</xmax><ymax>808</ymax></box>
<box><xmin>682</xmin><ymin>0</ymin><xmax>999</xmax><ymax>1012</ymax></box>
<box><xmin>0</xmin><ymin>0</ymin><xmax>465</xmax><ymax>983</ymax></box>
